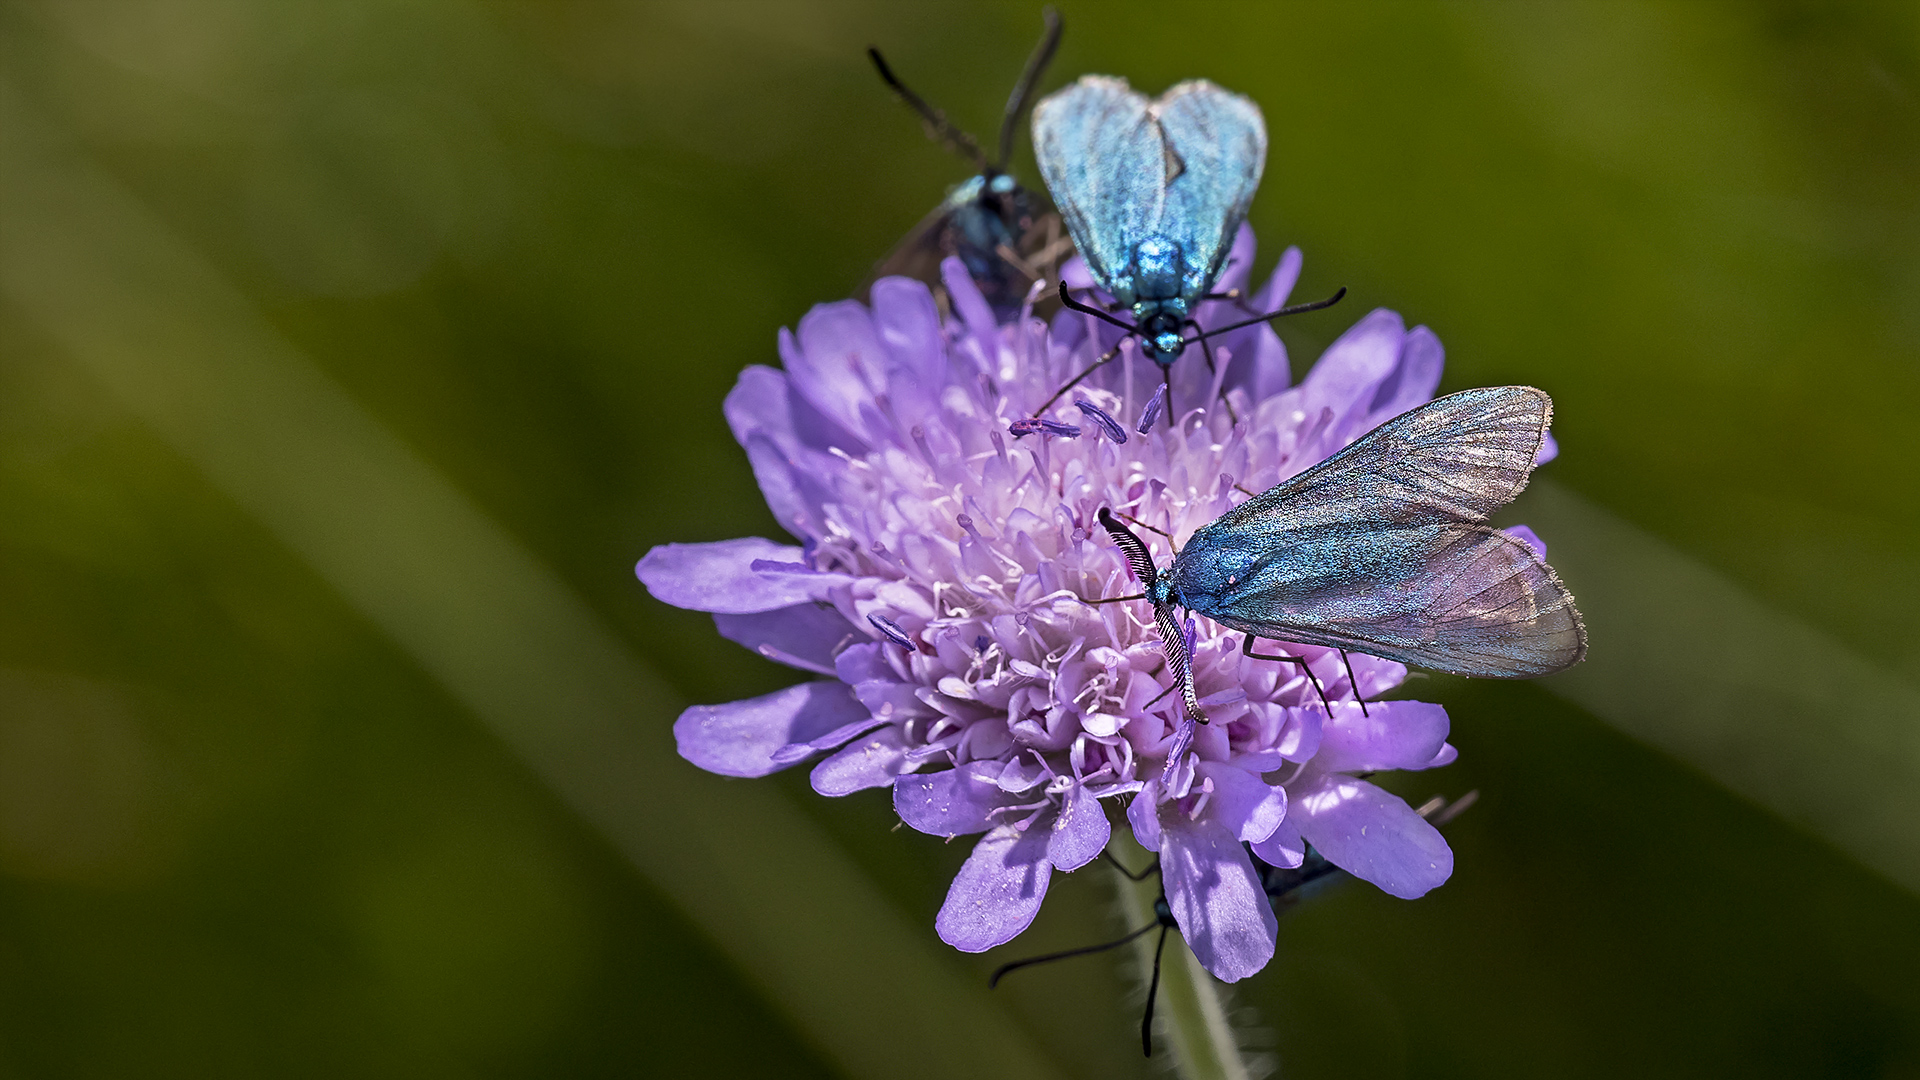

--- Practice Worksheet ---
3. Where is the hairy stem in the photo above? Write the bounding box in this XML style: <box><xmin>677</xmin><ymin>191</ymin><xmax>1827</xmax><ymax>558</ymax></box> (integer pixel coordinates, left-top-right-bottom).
<box><xmin>1109</xmin><ymin>832</ymin><xmax>1255</xmax><ymax>1080</ymax></box>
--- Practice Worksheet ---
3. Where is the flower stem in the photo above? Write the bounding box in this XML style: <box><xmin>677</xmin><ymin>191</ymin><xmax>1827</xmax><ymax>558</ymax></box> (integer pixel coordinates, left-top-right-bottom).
<box><xmin>1109</xmin><ymin>833</ymin><xmax>1255</xmax><ymax>1080</ymax></box>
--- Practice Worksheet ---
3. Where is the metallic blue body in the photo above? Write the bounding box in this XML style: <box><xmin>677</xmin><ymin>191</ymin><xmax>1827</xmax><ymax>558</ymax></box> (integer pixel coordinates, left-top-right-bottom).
<box><xmin>1103</xmin><ymin>387</ymin><xmax>1586</xmax><ymax>721</ymax></box>
<box><xmin>868</xmin><ymin>16</ymin><xmax>1062</xmax><ymax>315</ymax></box>
<box><xmin>1032</xmin><ymin>75</ymin><xmax>1267</xmax><ymax>362</ymax></box>
<box><xmin>934</xmin><ymin>173</ymin><xmax>1034</xmax><ymax>307</ymax></box>
<box><xmin>872</xmin><ymin>153</ymin><xmax>1045</xmax><ymax>317</ymax></box>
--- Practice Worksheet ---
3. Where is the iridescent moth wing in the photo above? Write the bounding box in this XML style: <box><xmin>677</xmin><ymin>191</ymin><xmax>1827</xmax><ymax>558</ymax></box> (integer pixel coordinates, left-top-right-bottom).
<box><xmin>1168</xmin><ymin>386</ymin><xmax>1586</xmax><ymax>678</ymax></box>
<box><xmin>1030</xmin><ymin>75</ymin><xmax>1163</xmax><ymax>305</ymax></box>
<box><xmin>1150</xmin><ymin>81</ymin><xmax>1267</xmax><ymax>306</ymax></box>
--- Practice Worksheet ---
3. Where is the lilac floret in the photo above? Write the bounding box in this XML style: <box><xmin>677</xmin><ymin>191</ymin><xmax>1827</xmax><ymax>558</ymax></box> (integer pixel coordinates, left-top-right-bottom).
<box><xmin>1073</xmin><ymin>399</ymin><xmax>1128</xmax><ymax>443</ymax></box>
<box><xmin>634</xmin><ymin>231</ymin><xmax>1525</xmax><ymax>980</ymax></box>
<box><xmin>1136</xmin><ymin>384</ymin><xmax>1167</xmax><ymax>433</ymax></box>
<box><xmin>866</xmin><ymin>613</ymin><xmax>916</xmax><ymax>650</ymax></box>
<box><xmin>1009</xmin><ymin>417</ymin><xmax>1082</xmax><ymax>438</ymax></box>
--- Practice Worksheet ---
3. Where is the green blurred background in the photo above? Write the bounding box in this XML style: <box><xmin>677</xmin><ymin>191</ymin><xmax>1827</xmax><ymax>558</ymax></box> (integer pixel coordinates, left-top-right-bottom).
<box><xmin>0</xmin><ymin>1</ymin><xmax>1918</xmax><ymax>1077</ymax></box>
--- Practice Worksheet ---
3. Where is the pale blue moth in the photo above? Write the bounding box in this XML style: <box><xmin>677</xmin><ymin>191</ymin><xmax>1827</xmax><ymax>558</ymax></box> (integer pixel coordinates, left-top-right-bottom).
<box><xmin>1029</xmin><ymin>74</ymin><xmax>1345</xmax><ymax>417</ymax></box>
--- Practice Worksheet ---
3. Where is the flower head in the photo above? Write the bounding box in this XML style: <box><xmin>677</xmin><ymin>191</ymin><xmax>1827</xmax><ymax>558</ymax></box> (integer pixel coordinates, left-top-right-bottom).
<box><xmin>639</xmin><ymin>227</ymin><xmax>1475</xmax><ymax>981</ymax></box>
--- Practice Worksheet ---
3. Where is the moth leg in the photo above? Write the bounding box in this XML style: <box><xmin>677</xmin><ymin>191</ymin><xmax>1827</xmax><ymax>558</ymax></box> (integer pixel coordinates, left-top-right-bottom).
<box><xmin>1143</xmin><ymin>923</ymin><xmax>1171</xmax><ymax>1057</ymax></box>
<box><xmin>993</xmin><ymin>242</ymin><xmax>1040</xmax><ymax>282</ymax></box>
<box><xmin>1336</xmin><ymin>649</ymin><xmax>1371</xmax><ymax>717</ymax></box>
<box><xmin>987</xmin><ymin>917</ymin><xmax>1163</xmax><ymax>989</ymax></box>
<box><xmin>1144</xmin><ymin>679</ymin><xmax>1180</xmax><ymax>709</ymax></box>
<box><xmin>1101</xmin><ymin>849</ymin><xmax>1159</xmax><ymax>881</ymax></box>
<box><xmin>1240</xmin><ymin>634</ymin><xmax>1334</xmax><ymax>718</ymax></box>
<box><xmin>1035</xmin><ymin>339</ymin><xmax>1126</xmax><ymax>416</ymax></box>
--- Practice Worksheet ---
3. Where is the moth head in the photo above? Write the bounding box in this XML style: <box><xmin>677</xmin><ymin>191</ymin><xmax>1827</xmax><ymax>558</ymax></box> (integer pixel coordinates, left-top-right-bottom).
<box><xmin>1137</xmin><ymin>311</ymin><xmax>1187</xmax><ymax>362</ymax></box>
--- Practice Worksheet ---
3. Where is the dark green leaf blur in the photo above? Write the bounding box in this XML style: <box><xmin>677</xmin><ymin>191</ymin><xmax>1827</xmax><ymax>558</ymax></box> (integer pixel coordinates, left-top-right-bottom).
<box><xmin>0</xmin><ymin>1</ymin><xmax>1916</xmax><ymax>1077</ymax></box>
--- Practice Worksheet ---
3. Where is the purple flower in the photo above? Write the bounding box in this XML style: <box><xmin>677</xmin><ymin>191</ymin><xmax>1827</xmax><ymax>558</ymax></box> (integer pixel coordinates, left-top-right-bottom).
<box><xmin>636</xmin><ymin>229</ymin><xmax>1492</xmax><ymax>981</ymax></box>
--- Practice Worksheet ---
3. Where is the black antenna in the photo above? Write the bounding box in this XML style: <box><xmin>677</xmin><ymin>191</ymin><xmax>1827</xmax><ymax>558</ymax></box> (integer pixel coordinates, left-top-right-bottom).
<box><xmin>1097</xmin><ymin>508</ymin><xmax>1159</xmax><ymax>590</ymax></box>
<box><xmin>997</xmin><ymin>7</ymin><xmax>1064</xmax><ymax>168</ymax></box>
<box><xmin>1058</xmin><ymin>280</ymin><xmax>1139</xmax><ymax>333</ymax></box>
<box><xmin>868</xmin><ymin>47</ymin><xmax>989</xmax><ymax>171</ymax></box>
<box><xmin>1185</xmin><ymin>286</ymin><xmax>1348</xmax><ymax>345</ymax></box>
<box><xmin>1099</xmin><ymin>507</ymin><xmax>1205</xmax><ymax>723</ymax></box>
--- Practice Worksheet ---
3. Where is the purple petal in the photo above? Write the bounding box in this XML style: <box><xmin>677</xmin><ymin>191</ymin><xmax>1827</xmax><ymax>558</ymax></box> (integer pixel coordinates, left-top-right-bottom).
<box><xmin>1127</xmin><ymin>779</ymin><xmax>1163</xmax><ymax>852</ymax></box>
<box><xmin>725</xmin><ymin>364</ymin><xmax>867</xmax><ymax>458</ymax></box>
<box><xmin>1298</xmin><ymin>308</ymin><xmax>1406</xmax><ymax>438</ymax></box>
<box><xmin>936</xmin><ymin>825</ymin><xmax>1053</xmax><ymax>952</ymax></box>
<box><xmin>673</xmin><ymin>681</ymin><xmax>870</xmax><ymax>778</ymax></box>
<box><xmin>1313</xmin><ymin>700</ymin><xmax>1451</xmax><ymax>774</ymax></box>
<box><xmin>810</xmin><ymin>725</ymin><xmax>908</xmax><ymax>796</ymax></box>
<box><xmin>1238</xmin><ymin>323</ymin><xmax>1291</xmax><ymax>405</ymax></box>
<box><xmin>1046</xmin><ymin>783</ymin><xmax>1111</xmax><ymax>871</ymax></box>
<box><xmin>893</xmin><ymin>762</ymin><xmax>1009</xmax><ymax>837</ymax></box>
<box><xmin>1250</xmin><ymin>244</ymin><xmax>1303</xmax><ymax>314</ymax></box>
<box><xmin>787</xmin><ymin>302</ymin><xmax>885</xmax><ymax>440</ymax></box>
<box><xmin>1195</xmin><ymin>761</ymin><xmax>1287</xmax><ymax>843</ymax></box>
<box><xmin>1363</xmin><ymin>324</ymin><xmax>1444</xmax><ymax>423</ymax></box>
<box><xmin>1535</xmin><ymin>431</ymin><xmax>1559</xmax><ymax>466</ymax></box>
<box><xmin>1212</xmin><ymin>222</ymin><xmax>1258</xmax><ymax>297</ymax></box>
<box><xmin>1250</xmin><ymin>815</ymin><xmax>1306</xmax><ymax>869</ymax></box>
<box><xmin>1060</xmin><ymin>255</ymin><xmax>1095</xmax><ymax>290</ymax></box>
<box><xmin>833</xmin><ymin>641</ymin><xmax>895</xmax><ymax>686</ymax></box>
<box><xmin>723</xmin><ymin>364</ymin><xmax>789</xmax><ymax>447</ymax></box>
<box><xmin>994</xmin><ymin>754</ymin><xmax>1048</xmax><ymax>793</ymax></box>
<box><xmin>637</xmin><ymin>538</ymin><xmax>824</xmax><ymax>614</ymax></box>
<box><xmin>940</xmin><ymin>256</ymin><xmax>999</xmax><ymax>346</ymax></box>
<box><xmin>1160</xmin><ymin>813</ymin><xmax>1277</xmax><ymax>982</ymax></box>
<box><xmin>1203</xmin><ymin>230</ymin><xmax>1298</xmax><ymax>399</ymax></box>
<box><xmin>740</xmin><ymin>432</ymin><xmax>820</xmax><ymax>540</ymax></box>
<box><xmin>870</xmin><ymin>276</ymin><xmax>945</xmax><ymax>418</ymax></box>
<box><xmin>1502</xmin><ymin>524</ymin><xmax>1547</xmax><ymax>560</ymax></box>
<box><xmin>1293</xmin><ymin>776</ymin><xmax>1453</xmax><ymax>899</ymax></box>
<box><xmin>714</xmin><ymin>602</ymin><xmax>855</xmax><ymax>675</ymax></box>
